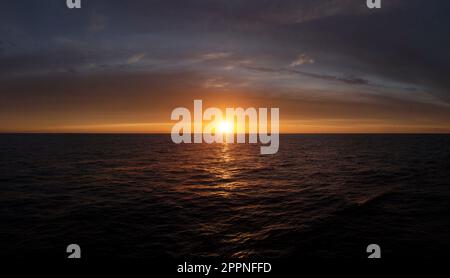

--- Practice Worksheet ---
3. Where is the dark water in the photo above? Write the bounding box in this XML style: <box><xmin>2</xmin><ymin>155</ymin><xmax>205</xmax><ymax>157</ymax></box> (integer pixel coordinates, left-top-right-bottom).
<box><xmin>1</xmin><ymin>134</ymin><xmax>450</xmax><ymax>259</ymax></box>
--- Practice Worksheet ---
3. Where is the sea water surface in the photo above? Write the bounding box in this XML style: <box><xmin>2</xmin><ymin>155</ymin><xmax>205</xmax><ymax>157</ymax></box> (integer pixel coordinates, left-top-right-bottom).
<box><xmin>1</xmin><ymin>134</ymin><xmax>450</xmax><ymax>259</ymax></box>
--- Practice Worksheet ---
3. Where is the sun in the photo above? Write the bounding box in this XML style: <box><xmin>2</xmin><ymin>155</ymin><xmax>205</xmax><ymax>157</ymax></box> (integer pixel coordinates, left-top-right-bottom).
<box><xmin>217</xmin><ymin>121</ymin><xmax>234</xmax><ymax>134</ymax></box>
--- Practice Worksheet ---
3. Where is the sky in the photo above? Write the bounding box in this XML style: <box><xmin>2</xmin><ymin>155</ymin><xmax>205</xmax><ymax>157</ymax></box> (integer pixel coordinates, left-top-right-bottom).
<box><xmin>1</xmin><ymin>0</ymin><xmax>450</xmax><ymax>133</ymax></box>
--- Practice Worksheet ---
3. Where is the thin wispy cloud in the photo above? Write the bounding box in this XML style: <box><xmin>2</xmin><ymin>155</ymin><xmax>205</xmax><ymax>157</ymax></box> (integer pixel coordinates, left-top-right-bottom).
<box><xmin>127</xmin><ymin>53</ymin><xmax>146</xmax><ymax>64</ymax></box>
<box><xmin>200</xmin><ymin>52</ymin><xmax>231</xmax><ymax>61</ymax></box>
<box><xmin>290</xmin><ymin>54</ymin><xmax>315</xmax><ymax>67</ymax></box>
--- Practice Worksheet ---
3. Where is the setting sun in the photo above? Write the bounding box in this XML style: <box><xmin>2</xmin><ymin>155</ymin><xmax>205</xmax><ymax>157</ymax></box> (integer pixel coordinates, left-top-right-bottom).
<box><xmin>217</xmin><ymin>121</ymin><xmax>234</xmax><ymax>134</ymax></box>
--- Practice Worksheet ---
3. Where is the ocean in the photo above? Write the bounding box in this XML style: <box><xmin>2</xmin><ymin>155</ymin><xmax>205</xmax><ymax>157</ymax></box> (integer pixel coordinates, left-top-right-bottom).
<box><xmin>1</xmin><ymin>134</ymin><xmax>450</xmax><ymax>259</ymax></box>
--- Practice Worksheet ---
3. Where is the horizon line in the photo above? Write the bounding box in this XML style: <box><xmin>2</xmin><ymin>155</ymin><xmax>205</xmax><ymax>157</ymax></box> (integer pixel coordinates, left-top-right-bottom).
<box><xmin>1</xmin><ymin>132</ymin><xmax>450</xmax><ymax>135</ymax></box>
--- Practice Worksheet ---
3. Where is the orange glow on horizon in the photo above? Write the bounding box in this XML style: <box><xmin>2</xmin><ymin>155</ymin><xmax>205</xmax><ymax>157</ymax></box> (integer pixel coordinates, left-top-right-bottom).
<box><xmin>2</xmin><ymin>119</ymin><xmax>450</xmax><ymax>134</ymax></box>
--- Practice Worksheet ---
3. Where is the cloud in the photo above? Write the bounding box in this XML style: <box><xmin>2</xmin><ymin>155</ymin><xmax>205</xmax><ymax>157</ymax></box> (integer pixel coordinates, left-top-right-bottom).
<box><xmin>203</xmin><ymin>77</ymin><xmax>230</xmax><ymax>89</ymax></box>
<box><xmin>127</xmin><ymin>53</ymin><xmax>146</xmax><ymax>64</ymax></box>
<box><xmin>89</xmin><ymin>14</ymin><xmax>108</xmax><ymax>32</ymax></box>
<box><xmin>290</xmin><ymin>54</ymin><xmax>315</xmax><ymax>67</ymax></box>
<box><xmin>290</xmin><ymin>69</ymin><xmax>369</xmax><ymax>86</ymax></box>
<box><xmin>245</xmin><ymin>65</ymin><xmax>370</xmax><ymax>87</ymax></box>
<box><xmin>200</xmin><ymin>52</ymin><xmax>231</xmax><ymax>61</ymax></box>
